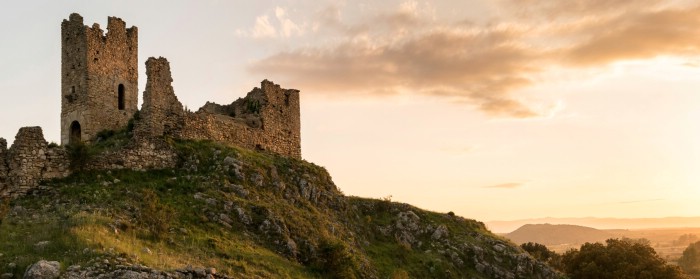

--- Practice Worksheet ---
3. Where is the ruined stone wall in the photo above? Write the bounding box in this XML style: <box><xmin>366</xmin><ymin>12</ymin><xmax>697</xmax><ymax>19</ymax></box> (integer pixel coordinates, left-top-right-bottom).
<box><xmin>178</xmin><ymin>80</ymin><xmax>301</xmax><ymax>159</ymax></box>
<box><xmin>0</xmin><ymin>138</ymin><xmax>8</xmax><ymax>197</ymax></box>
<box><xmin>87</xmin><ymin>141</ymin><xmax>178</xmax><ymax>171</ymax></box>
<box><xmin>1</xmin><ymin>127</ymin><xmax>69</xmax><ymax>198</ymax></box>
<box><xmin>132</xmin><ymin>57</ymin><xmax>301</xmax><ymax>159</ymax></box>
<box><xmin>61</xmin><ymin>13</ymin><xmax>138</xmax><ymax>144</ymax></box>
<box><xmin>135</xmin><ymin>57</ymin><xmax>185</xmax><ymax>139</ymax></box>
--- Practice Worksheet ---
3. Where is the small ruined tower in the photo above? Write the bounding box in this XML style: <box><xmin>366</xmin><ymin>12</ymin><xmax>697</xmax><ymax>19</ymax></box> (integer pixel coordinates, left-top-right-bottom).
<box><xmin>60</xmin><ymin>13</ymin><xmax>138</xmax><ymax>145</ymax></box>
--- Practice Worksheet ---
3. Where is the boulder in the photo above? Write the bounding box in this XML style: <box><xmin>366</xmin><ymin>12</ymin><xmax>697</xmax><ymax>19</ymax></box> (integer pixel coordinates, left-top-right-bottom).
<box><xmin>23</xmin><ymin>260</ymin><xmax>60</xmax><ymax>279</ymax></box>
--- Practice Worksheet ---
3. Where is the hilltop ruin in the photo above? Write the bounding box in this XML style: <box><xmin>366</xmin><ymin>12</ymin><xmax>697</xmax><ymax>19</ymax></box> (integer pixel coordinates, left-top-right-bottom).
<box><xmin>0</xmin><ymin>13</ymin><xmax>301</xmax><ymax>198</ymax></box>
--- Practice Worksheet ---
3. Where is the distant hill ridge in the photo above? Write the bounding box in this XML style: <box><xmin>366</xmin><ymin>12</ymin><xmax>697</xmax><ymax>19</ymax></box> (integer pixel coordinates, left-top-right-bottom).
<box><xmin>487</xmin><ymin>217</ymin><xmax>700</xmax><ymax>233</ymax></box>
<box><xmin>505</xmin><ymin>224</ymin><xmax>618</xmax><ymax>246</ymax></box>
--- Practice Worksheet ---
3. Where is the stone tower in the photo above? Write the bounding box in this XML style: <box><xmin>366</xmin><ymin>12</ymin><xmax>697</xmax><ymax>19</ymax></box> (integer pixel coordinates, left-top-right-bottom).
<box><xmin>60</xmin><ymin>13</ymin><xmax>138</xmax><ymax>145</ymax></box>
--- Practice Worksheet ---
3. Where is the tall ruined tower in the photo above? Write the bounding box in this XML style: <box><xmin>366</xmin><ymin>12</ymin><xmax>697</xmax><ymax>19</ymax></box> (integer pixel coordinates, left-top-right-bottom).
<box><xmin>60</xmin><ymin>13</ymin><xmax>138</xmax><ymax>145</ymax></box>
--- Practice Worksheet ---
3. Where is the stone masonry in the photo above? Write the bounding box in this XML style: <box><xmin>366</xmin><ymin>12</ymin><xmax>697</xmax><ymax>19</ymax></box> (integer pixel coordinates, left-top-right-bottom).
<box><xmin>0</xmin><ymin>138</ymin><xmax>8</xmax><ymax>196</ymax></box>
<box><xmin>134</xmin><ymin>57</ymin><xmax>302</xmax><ymax>159</ymax></box>
<box><xmin>0</xmin><ymin>127</ymin><xmax>69</xmax><ymax>198</ymax></box>
<box><xmin>61</xmin><ymin>13</ymin><xmax>138</xmax><ymax>145</ymax></box>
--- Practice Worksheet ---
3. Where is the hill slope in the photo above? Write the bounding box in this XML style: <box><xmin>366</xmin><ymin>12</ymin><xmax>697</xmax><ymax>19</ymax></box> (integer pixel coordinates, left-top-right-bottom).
<box><xmin>506</xmin><ymin>224</ymin><xmax>617</xmax><ymax>246</ymax></box>
<box><xmin>0</xmin><ymin>139</ymin><xmax>559</xmax><ymax>278</ymax></box>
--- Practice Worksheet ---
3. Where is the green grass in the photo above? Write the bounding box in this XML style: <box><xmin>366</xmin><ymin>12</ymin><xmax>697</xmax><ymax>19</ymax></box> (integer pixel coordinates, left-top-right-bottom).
<box><xmin>0</xmin><ymin>139</ymin><xmax>553</xmax><ymax>278</ymax></box>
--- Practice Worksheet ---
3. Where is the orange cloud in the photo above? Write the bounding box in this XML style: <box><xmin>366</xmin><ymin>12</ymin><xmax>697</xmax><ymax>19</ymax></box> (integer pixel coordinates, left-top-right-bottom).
<box><xmin>563</xmin><ymin>5</ymin><xmax>700</xmax><ymax>66</ymax></box>
<box><xmin>248</xmin><ymin>2</ymin><xmax>700</xmax><ymax>118</ymax></box>
<box><xmin>250</xmin><ymin>25</ymin><xmax>541</xmax><ymax>117</ymax></box>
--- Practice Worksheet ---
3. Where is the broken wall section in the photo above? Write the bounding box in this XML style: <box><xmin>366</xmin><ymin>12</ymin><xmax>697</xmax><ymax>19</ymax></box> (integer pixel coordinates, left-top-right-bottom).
<box><xmin>180</xmin><ymin>80</ymin><xmax>301</xmax><ymax>159</ymax></box>
<box><xmin>135</xmin><ymin>57</ymin><xmax>185</xmax><ymax>139</ymax></box>
<box><xmin>134</xmin><ymin>57</ymin><xmax>301</xmax><ymax>159</ymax></box>
<box><xmin>1</xmin><ymin>127</ymin><xmax>69</xmax><ymax>198</ymax></box>
<box><xmin>0</xmin><ymin>138</ymin><xmax>8</xmax><ymax>197</ymax></box>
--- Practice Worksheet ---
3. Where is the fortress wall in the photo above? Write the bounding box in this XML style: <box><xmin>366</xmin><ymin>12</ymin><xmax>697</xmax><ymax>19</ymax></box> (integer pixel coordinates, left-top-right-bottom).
<box><xmin>1</xmin><ymin>127</ymin><xmax>69</xmax><ymax>198</ymax></box>
<box><xmin>86</xmin><ymin>142</ymin><xmax>178</xmax><ymax>171</ymax></box>
<box><xmin>136</xmin><ymin>57</ymin><xmax>185</xmax><ymax>139</ymax></box>
<box><xmin>0</xmin><ymin>139</ymin><xmax>8</xmax><ymax>197</ymax></box>
<box><xmin>178</xmin><ymin>80</ymin><xmax>301</xmax><ymax>159</ymax></box>
<box><xmin>135</xmin><ymin>57</ymin><xmax>302</xmax><ymax>159</ymax></box>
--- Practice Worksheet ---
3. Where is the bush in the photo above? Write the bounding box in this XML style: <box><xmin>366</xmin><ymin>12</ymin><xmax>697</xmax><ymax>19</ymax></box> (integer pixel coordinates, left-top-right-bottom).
<box><xmin>521</xmin><ymin>242</ymin><xmax>563</xmax><ymax>270</ymax></box>
<box><xmin>679</xmin><ymin>241</ymin><xmax>700</xmax><ymax>275</ymax></box>
<box><xmin>562</xmin><ymin>238</ymin><xmax>687</xmax><ymax>279</ymax></box>
<box><xmin>95</xmin><ymin>129</ymin><xmax>116</xmax><ymax>141</ymax></box>
<box><xmin>66</xmin><ymin>142</ymin><xmax>90</xmax><ymax>171</ymax></box>
<box><xmin>316</xmin><ymin>238</ymin><xmax>357</xmax><ymax>279</ymax></box>
<box><xmin>139</xmin><ymin>189</ymin><xmax>173</xmax><ymax>239</ymax></box>
<box><xmin>0</xmin><ymin>198</ymin><xmax>10</xmax><ymax>225</ymax></box>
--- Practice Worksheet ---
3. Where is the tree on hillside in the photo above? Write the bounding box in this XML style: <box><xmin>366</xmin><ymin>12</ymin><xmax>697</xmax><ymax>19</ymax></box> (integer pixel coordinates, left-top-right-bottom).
<box><xmin>561</xmin><ymin>238</ymin><xmax>688</xmax><ymax>279</ymax></box>
<box><xmin>675</xmin><ymin>234</ymin><xmax>699</xmax><ymax>246</ymax></box>
<box><xmin>679</xmin><ymin>241</ymin><xmax>700</xmax><ymax>275</ymax></box>
<box><xmin>520</xmin><ymin>242</ymin><xmax>563</xmax><ymax>270</ymax></box>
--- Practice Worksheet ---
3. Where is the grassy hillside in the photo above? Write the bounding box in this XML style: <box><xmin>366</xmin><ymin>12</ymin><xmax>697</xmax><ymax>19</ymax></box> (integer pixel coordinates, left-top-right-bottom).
<box><xmin>0</xmin><ymin>139</ymin><xmax>560</xmax><ymax>278</ymax></box>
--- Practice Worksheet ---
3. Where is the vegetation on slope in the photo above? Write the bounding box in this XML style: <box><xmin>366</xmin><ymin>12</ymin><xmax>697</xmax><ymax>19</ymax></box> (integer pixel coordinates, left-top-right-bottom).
<box><xmin>0</xmin><ymin>137</ymin><xmax>559</xmax><ymax>278</ymax></box>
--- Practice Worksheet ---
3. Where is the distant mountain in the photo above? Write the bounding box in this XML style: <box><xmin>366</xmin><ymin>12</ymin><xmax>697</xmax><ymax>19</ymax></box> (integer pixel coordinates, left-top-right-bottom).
<box><xmin>505</xmin><ymin>224</ymin><xmax>618</xmax><ymax>246</ymax></box>
<box><xmin>486</xmin><ymin>217</ymin><xmax>700</xmax><ymax>233</ymax></box>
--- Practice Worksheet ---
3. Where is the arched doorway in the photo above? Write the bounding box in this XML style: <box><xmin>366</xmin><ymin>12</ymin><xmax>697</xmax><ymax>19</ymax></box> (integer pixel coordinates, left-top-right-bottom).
<box><xmin>69</xmin><ymin>121</ymin><xmax>81</xmax><ymax>145</ymax></box>
<box><xmin>118</xmin><ymin>84</ymin><xmax>125</xmax><ymax>110</ymax></box>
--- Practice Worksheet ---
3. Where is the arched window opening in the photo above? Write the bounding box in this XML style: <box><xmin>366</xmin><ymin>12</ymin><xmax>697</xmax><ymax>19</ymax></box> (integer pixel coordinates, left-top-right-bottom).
<box><xmin>118</xmin><ymin>84</ymin><xmax>125</xmax><ymax>110</ymax></box>
<box><xmin>69</xmin><ymin>121</ymin><xmax>81</xmax><ymax>145</ymax></box>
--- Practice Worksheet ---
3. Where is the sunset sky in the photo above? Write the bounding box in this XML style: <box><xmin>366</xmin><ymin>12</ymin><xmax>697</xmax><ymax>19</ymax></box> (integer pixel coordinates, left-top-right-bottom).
<box><xmin>1</xmin><ymin>1</ymin><xmax>699</xmax><ymax>223</ymax></box>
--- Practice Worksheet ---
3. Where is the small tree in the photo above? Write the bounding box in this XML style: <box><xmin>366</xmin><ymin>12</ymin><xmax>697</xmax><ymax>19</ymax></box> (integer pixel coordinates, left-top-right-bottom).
<box><xmin>139</xmin><ymin>189</ymin><xmax>173</xmax><ymax>239</ymax></box>
<box><xmin>679</xmin><ymin>241</ymin><xmax>700</xmax><ymax>275</ymax></box>
<box><xmin>521</xmin><ymin>242</ymin><xmax>563</xmax><ymax>270</ymax></box>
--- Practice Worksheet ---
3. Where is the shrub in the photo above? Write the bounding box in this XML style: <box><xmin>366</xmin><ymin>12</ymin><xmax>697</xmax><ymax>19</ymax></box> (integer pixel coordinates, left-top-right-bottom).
<box><xmin>679</xmin><ymin>241</ymin><xmax>700</xmax><ymax>275</ymax></box>
<box><xmin>0</xmin><ymin>197</ymin><xmax>10</xmax><ymax>225</ymax></box>
<box><xmin>139</xmin><ymin>189</ymin><xmax>173</xmax><ymax>239</ymax></box>
<box><xmin>95</xmin><ymin>129</ymin><xmax>116</xmax><ymax>141</ymax></box>
<box><xmin>390</xmin><ymin>269</ymin><xmax>410</xmax><ymax>279</ymax></box>
<box><xmin>316</xmin><ymin>238</ymin><xmax>357</xmax><ymax>279</ymax></box>
<box><xmin>66</xmin><ymin>142</ymin><xmax>90</xmax><ymax>171</ymax></box>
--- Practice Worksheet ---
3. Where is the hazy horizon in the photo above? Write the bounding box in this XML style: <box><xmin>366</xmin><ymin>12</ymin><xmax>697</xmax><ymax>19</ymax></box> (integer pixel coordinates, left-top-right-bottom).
<box><xmin>1</xmin><ymin>1</ymin><xmax>699</xmax><ymax>222</ymax></box>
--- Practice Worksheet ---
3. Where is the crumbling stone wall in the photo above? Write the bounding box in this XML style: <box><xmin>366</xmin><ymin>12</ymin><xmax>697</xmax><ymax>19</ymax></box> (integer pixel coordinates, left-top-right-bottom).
<box><xmin>86</xmin><ymin>141</ymin><xmax>178</xmax><ymax>171</ymax></box>
<box><xmin>1</xmin><ymin>127</ymin><xmax>69</xmax><ymax>198</ymax></box>
<box><xmin>61</xmin><ymin>13</ymin><xmax>138</xmax><ymax>144</ymax></box>
<box><xmin>135</xmin><ymin>57</ymin><xmax>185</xmax><ymax>139</ymax></box>
<box><xmin>0</xmin><ymin>138</ymin><xmax>8</xmax><ymax>197</ymax></box>
<box><xmin>187</xmin><ymin>80</ymin><xmax>301</xmax><ymax>159</ymax></box>
<box><xmin>133</xmin><ymin>57</ymin><xmax>301</xmax><ymax>159</ymax></box>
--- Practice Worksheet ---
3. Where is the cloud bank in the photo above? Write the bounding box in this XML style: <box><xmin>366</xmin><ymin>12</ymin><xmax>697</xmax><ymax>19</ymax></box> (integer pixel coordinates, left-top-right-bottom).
<box><xmin>247</xmin><ymin>1</ymin><xmax>700</xmax><ymax>118</ymax></box>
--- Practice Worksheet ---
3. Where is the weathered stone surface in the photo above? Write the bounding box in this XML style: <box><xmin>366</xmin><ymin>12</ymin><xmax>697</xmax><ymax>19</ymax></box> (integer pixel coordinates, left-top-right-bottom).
<box><xmin>0</xmin><ymin>138</ymin><xmax>8</xmax><ymax>196</ymax></box>
<box><xmin>61</xmin><ymin>13</ymin><xmax>138</xmax><ymax>145</ymax></box>
<box><xmin>1</xmin><ymin>127</ymin><xmax>69</xmax><ymax>198</ymax></box>
<box><xmin>23</xmin><ymin>260</ymin><xmax>60</xmax><ymax>279</ymax></box>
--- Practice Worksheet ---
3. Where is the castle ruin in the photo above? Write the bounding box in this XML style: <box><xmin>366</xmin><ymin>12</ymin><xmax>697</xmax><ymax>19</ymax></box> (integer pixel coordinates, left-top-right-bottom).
<box><xmin>0</xmin><ymin>13</ymin><xmax>301</xmax><ymax>198</ymax></box>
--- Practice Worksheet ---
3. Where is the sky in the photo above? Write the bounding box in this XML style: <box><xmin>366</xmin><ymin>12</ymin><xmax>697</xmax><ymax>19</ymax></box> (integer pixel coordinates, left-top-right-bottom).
<box><xmin>1</xmin><ymin>0</ymin><xmax>700</xmax><ymax>223</ymax></box>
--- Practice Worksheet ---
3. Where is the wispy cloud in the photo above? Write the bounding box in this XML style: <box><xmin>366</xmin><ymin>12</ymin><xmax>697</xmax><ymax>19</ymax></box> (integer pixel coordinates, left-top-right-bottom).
<box><xmin>617</xmin><ymin>199</ymin><xmax>665</xmax><ymax>204</ymax></box>
<box><xmin>237</xmin><ymin>7</ymin><xmax>305</xmax><ymax>39</ymax></box>
<box><xmin>484</xmin><ymin>182</ymin><xmax>523</xmax><ymax>189</ymax></box>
